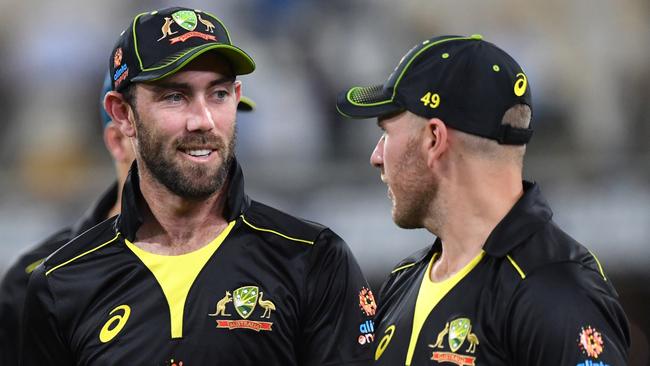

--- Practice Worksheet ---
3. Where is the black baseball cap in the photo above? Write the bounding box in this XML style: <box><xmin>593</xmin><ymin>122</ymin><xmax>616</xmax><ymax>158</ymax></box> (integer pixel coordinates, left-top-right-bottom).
<box><xmin>109</xmin><ymin>7</ymin><xmax>255</xmax><ymax>92</ymax></box>
<box><xmin>336</xmin><ymin>34</ymin><xmax>533</xmax><ymax>145</ymax></box>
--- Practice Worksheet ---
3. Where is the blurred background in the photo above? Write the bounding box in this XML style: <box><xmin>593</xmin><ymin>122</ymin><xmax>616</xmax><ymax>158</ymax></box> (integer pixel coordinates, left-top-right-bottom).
<box><xmin>0</xmin><ymin>0</ymin><xmax>648</xmax><ymax>364</ymax></box>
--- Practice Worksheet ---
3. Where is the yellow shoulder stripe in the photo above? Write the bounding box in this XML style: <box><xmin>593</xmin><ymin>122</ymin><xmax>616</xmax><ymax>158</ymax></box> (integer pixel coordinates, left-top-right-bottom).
<box><xmin>25</xmin><ymin>258</ymin><xmax>45</xmax><ymax>274</ymax></box>
<box><xmin>587</xmin><ymin>249</ymin><xmax>607</xmax><ymax>281</ymax></box>
<box><xmin>46</xmin><ymin>233</ymin><xmax>120</xmax><ymax>276</ymax></box>
<box><xmin>240</xmin><ymin>215</ymin><xmax>314</xmax><ymax>245</ymax></box>
<box><xmin>506</xmin><ymin>255</ymin><xmax>526</xmax><ymax>279</ymax></box>
<box><xmin>391</xmin><ymin>262</ymin><xmax>416</xmax><ymax>274</ymax></box>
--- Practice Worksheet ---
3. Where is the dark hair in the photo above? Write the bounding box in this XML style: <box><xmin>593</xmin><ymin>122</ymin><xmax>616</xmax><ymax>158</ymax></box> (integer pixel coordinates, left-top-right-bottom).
<box><xmin>121</xmin><ymin>84</ymin><xmax>137</xmax><ymax>110</ymax></box>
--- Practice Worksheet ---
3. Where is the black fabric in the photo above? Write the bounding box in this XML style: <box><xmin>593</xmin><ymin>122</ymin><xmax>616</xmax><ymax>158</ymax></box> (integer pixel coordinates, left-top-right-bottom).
<box><xmin>337</xmin><ymin>34</ymin><xmax>533</xmax><ymax>145</ymax></box>
<box><xmin>373</xmin><ymin>181</ymin><xmax>630</xmax><ymax>366</ymax></box>
<box><xmin>0</xmin><ymin>183</ymin><xmax>118</xmax><ymax>366</ymax></box>
<box><xmin>20</xmin><ymin>162</ymin><xmax>375</xmax><ymax>366</ymax></box>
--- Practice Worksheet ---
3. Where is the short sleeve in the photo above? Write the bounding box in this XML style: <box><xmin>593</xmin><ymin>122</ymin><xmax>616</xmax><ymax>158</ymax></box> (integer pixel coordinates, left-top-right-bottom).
<box><xmin>506</xmin><ymin>263</ymin><xmax>630</xmax><ymax>366</ymax></box>
<box><xmin>20</xmin><ymin>265</ymin><xmax>72</xmax><ymax>366</ymax></box>
<box><xmin>298</xmin><ymin>229</ymin><xmax>375</xmax><ymax>366</ymax></box>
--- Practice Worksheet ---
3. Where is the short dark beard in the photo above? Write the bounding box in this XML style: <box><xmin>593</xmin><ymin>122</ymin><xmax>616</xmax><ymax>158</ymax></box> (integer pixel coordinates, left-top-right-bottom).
<box><xmin>132</xmin><ymin>106</ymin><xmax>236</xmax><ymax>200</ymax></box>
<box><xmin>392</xmin><ymin>135</ymin><xmax>435</xmax><ymax>229</ymax></box>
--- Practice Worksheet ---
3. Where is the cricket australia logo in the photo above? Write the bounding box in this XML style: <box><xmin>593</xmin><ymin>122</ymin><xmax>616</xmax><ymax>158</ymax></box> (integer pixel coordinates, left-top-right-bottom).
<box><xmin>428</xmin><ymin>318</ymin><xmax>479</xmax><ymax>366</ymax></box>
<box><xmin>208</xmin><ymin>285</ymin><xmax>275</xmax><ymax>332</ymax></box>
<box><xmin>157</xmin><ymin>10</ymin><xmax>217</xmax><ymax>44</ymax></box>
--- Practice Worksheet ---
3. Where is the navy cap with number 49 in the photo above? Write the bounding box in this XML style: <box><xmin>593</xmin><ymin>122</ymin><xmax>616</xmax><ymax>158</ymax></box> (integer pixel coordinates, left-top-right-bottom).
<box><xmin>336</xmin><ymin>34</ymin><xmax>533</xmax><ymax>145</ymax></box>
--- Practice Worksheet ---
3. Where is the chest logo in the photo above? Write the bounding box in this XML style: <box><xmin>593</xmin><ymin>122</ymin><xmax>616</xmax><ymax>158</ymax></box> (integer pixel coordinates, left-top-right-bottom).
<box><xmin>99</xmin><ymin>304</ymin><xmax>131</xmax><ymax>343</ymax></box>
<box><xmin>428</xmin><ymin>318</ymin><xmax>479</xmax><ymax>366</ymax></box>
<box><xmin>375</xmin><ymin>325</ymin><xmax>395</xmax><ymax>360</ymax></box>
<box><xmin>208</xmin><ymin>286</ymin><xmax>275</xmax><ymax>331</ymax></box>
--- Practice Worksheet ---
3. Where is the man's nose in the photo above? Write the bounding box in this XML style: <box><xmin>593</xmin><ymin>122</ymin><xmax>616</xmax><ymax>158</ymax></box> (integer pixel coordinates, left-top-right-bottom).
<box><xmin>370</xmin><ymin>136</ymin><xmax>384</xmax><ymax>168</ymax></box>
<box><xmin>187</xmin><ymin>98</ymin><xmax>216</xmax><ymax>132</ymax></box>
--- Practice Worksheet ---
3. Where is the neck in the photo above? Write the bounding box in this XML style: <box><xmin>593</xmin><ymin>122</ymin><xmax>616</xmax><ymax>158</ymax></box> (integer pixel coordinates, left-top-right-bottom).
<box><xmin>134</xmin><ymin>168</ymin><xmax>229</xmax><ymax>255</ymax></box>
<box><xmin>427</xmin><ymin>164</ymin><xmax>523</xmax><ymax>282</ymax></box>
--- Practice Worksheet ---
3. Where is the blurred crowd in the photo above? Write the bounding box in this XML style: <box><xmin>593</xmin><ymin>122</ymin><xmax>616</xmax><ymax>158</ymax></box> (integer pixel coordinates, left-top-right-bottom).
<box><xmin>0</xmin><ymin>0</ymin><xmax>648</xmax><ymax>363</ymax></box>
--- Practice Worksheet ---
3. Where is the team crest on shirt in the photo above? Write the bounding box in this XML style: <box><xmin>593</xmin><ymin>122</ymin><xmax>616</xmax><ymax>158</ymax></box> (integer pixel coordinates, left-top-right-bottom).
<box><xmin>208</xmin><ymin>285</ymin><xmax>275</xmax><ymax>332</ymax></box>
<box><xmin>576</xmin><ymin>326</ymin><xmax>611</xmax><ymax>366</ymax></box>
<box><xmin>428</xmin><ymin>317</ymin><xmax>479</xmax><ymax>366</ymax></box>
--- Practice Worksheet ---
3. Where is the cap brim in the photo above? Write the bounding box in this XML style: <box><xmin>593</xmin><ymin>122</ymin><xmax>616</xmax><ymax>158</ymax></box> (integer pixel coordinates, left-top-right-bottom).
<box><xmin>237</xmin><ymin>95</ymin><xmax>255</xmax><ymax>112</ymax></box>
<box><xmin>336</xmin><ymin>85</ymin><xmax>404</xmax><ymax>119</ymax></box>
<box><xmin>132</xmin><ymin>43</ymin><xmax>255</xmax><ymax>83</ymax></box>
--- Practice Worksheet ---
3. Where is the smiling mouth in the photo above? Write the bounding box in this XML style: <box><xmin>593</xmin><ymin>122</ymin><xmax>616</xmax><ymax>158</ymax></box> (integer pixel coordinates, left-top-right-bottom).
<box><xmin>184</xmin><ymin>149</ymin><xmax>213</xmax><ymax>157</ymax></box>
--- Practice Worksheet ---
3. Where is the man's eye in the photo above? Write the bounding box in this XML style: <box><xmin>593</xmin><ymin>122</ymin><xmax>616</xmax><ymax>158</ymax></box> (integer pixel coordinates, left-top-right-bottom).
<box><xmin>215</xmin><ymin>90</ymin><xmax>228</xmax><ymax>99</ymax></box>
<box><xmin>164</xmin><ymin>93</ymin><xmax>183</xmax><ymax>102</ymax></box>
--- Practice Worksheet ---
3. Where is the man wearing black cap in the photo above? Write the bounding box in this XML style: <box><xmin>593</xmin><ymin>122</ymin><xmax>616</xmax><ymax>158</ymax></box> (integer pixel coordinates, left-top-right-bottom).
<box><xmin>0</xmin><ymin>73</ymin><xmax>255</xmax><ymax>365</ymax></box>
<box><xmin>21</xmin><ymin>7</ymin><xmax>374</xmax><ymax>366</ymax></box>
<box><xmin>337</xmin><ymin>34</ymin><xmax>629</xmax><ymax>365</ymax></box>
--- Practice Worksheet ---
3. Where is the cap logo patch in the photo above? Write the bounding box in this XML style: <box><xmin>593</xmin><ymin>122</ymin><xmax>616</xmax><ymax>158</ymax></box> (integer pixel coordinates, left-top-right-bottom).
<box><xmin>170</xmin><ymin>32</ymin><xmax>217</xmax><ymax>44</ymax></box>
<box><xmin>113</xmin><ymin>48</ymin><xmax>123</xmax><ymax>68</ymax></box>
<box><xmin>157</xmin><ymin>17</ymin><xmax>178</xmax><ymax>41</ymax></box>
<box><xmin>514</xmin><ymin>72</ymin><xmax>528</xmax><ymax>96</ymax></box>
<box><xmin>171</xmin><ymin>10</ymin><xmax>198</xmax><ymax>31</ymax></box>
<box><xmin>157</xmin><ymin>10</ymin><xmax>218</xmax><ymax>44</ymax></box>
<box><xmin>420</xmin><ymin>92</ymin><xmax>441</xmax><ymax>109</ymax></box>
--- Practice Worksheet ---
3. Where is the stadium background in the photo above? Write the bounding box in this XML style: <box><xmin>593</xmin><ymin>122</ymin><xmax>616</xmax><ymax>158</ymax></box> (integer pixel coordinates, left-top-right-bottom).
<box><xmin>0</xmin><ymin>0</ymin><xmax>647</xmax><ymax>364</ymax></box>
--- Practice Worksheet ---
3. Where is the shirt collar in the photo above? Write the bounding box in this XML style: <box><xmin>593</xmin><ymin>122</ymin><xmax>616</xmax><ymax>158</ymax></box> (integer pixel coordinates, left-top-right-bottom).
<box><xmin>116</xmin><ymin>158</ymin><xmax>250</xmax><ymax>241</ymax></box>
<box><xmin>482</xmin><ymin>181</ymin><xmax>553</xmax><ymax>257</ymax></box>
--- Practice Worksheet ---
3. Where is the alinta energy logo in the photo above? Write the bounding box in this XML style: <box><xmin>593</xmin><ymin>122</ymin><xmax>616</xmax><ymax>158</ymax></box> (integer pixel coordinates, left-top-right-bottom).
<box><xmin>427</xmin><ymin>318</ymin><xmax>479</xmax><ymax>366</ymax></box>
<box><xmin>208</xmin><ymin>285</ymin><xmax>275</xmax><ymax>332</ymax></box>
<box><xmin>576</xmin><ymin>326</ymin><xmax>610</xmax><ymax>366</ymax></box>
<box><xmin>357</xmin><ymin>287</ymin><xmax>377</xmax><ymax>345</ymax></box>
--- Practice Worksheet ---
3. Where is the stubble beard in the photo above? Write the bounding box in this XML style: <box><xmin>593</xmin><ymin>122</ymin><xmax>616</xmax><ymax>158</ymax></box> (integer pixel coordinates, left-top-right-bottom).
<box><xmin>391</xmin><ymin>136</ymin><xmax>438</xmax><ymax>230</ymax></box>
<box><xmin>134</xmin><ymin>112</ymin><xmax>236</xmax><ymax>200</ymax></box>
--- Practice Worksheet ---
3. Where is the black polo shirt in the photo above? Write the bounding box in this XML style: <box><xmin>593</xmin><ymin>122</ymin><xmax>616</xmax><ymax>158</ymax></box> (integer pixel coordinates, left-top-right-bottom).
<box><xmin>21</xmin><ymin>160</ymin><xmax>375</xmax><ymax>366</ymax></box>
<box><xmin>373</xmin><ymin>182</ymin><xmax>629</xmax><ymax>366</ymax></box>
<box><xmin>0</xmin><ymin>183</ymin><xmax>117</xmax><ymax>366</ymax></box>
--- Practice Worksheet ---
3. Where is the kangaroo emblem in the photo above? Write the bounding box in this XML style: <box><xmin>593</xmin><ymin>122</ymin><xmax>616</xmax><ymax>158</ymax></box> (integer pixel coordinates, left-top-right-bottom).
<box><xmin>157</xmin><ymin>17</ymin><xmax>177</xmax><ymax>41</ymax></box>
<box><xmin>197</xmin><ymin>13</ymin><xmax>215</xmax><ymax>33</ymax></box>
<box><xmin>429</xmin><ymin>322</ymin><xmax>449</xmax><ymax>349</ymax></box>
<box><xmin>258</xmin><ymin>292</ymin><xmax>276</xmax><ymax>319</ymax></box>
<box><xmin>208</xmin><ymin>291</ymin><xmax>232</xmax><ymax>317</ymax></box>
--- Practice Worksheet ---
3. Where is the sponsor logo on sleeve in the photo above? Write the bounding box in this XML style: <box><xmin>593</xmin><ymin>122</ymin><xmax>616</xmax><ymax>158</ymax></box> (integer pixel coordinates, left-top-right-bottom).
<box><xmin>208</xmin><ymin>285</ymin><xmax>274</xmax><ymax>332</ymax></box>
<box><xmin>358</xmin><ymin>320</ymin><xmax>375</xmax><ymax>345</ymax></box>
<box><xmin>357</xmin><ymin>287</ymin><xmax>376</xmax><ymax>345</ymax></box>
<box><xmin>428</xmin><ymin>317</ymin><xmax>479</xmax><ymax>366</ymax></box>
<box><xmin>359</xmin><ymin>287</ymin><xmax>377</xmax><ymax>317</ymax></box>
<box><xmin>576</xmin><ymin>326</ymin><xmax>610</xmax><ymax>366</ymax></box>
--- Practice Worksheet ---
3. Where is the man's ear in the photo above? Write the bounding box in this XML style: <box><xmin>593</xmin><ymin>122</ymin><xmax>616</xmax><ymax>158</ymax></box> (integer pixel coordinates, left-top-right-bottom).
<box><xmin>233</xmin><ymin>80</ymin><xmax>242</xmax><ymax>105</ymax></box>
<box><xmin>104</xmin><ymin>90</ymin><xmax>136</xmax><ymax>138</ymax></box>
<box><xmin>103</xmin><ymin>123</ymin><xmax>133</xmax><ymax>164</ymax></box>
<box><xmin>424</xmin><ymin>118</ymin><xmax>449</xmax><ymax>168</ymax></box>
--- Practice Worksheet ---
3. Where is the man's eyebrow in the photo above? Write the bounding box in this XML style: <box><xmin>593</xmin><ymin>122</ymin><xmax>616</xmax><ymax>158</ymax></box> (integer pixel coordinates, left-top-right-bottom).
<box><xmin>148</xmin><ymin>77</ymin><xmax>236</xmax><ymax>92</ymax></box>
<box><xmin>207</xmin><ymin>76</ymin><xmax>236</xmax><ymax>88</ymax></box>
